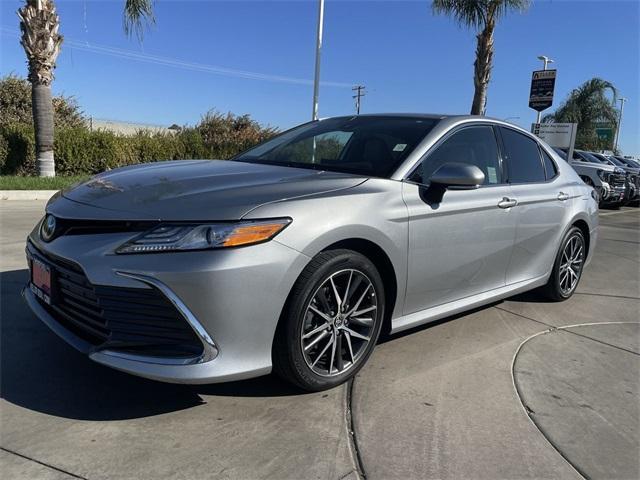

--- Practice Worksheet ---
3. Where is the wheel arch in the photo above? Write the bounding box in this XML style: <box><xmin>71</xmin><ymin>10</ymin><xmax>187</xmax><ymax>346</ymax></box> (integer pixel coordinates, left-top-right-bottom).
<box><xmin>319</xmin><ymin>238</ymin><xmax>398</xmax><ymax>336</ymax></box>
<box><xmin>572</xmin><ymin>218</ymin><xmax>591</xmax><ymax>258</ymax></box>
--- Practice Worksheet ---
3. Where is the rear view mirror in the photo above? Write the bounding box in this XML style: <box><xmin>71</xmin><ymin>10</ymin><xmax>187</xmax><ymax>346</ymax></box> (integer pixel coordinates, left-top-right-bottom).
<box><xmin>429</xmin><ymin>162</ymin><xmax>485</xmax><ymax>189</ymax></box>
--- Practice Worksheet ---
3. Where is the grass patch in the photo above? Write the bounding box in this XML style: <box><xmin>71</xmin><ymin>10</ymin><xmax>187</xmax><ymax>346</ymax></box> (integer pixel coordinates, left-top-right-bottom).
<box><xmin>0</xmin><ymin>175</ymin><xmax>90</xmax><ymax>190</ymax></box>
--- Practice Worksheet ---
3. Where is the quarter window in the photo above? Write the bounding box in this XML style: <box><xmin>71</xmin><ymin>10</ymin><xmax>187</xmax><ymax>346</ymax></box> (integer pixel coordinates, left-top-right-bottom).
<box><xmin>411</xmin><ymin>126</ymin><xmax>502</xmax><ymax>185</ymax></box>
<box><xmin>501</xmin><ymin>128</ymin><xmax>546</xmax><ymax>183</ymax></box>
<box><xmin>542</xmin><ymin>149</ymin><xmax>558</xmax><ymax>180</ymax></box>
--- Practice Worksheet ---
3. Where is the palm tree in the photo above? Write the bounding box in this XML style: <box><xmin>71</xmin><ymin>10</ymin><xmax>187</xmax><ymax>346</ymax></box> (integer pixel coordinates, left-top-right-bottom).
<box><xmin>432</xmin><ymin>0</ymin><xmax>530</xmax><ymax>115</ymax></box>
<box><xmin>543</xmin><ymin>78</ymin><xmax>618</xmax><ymax>150</ymax></box>
<box><xmin>18</xmin><ymin>0</ymin><xmax>154</xmax><ymax>177</ymax></box>
<box><xmin>18</xmin><ymin>0</ymin><xmax>63</xmax><ymax>177</ymax></box>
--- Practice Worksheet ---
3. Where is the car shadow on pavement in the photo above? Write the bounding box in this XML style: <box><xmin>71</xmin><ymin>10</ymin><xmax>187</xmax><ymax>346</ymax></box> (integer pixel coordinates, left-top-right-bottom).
<box><xmin>1</xmin><ymin>269</ymin><xmax>301</xmax><ymax>422</ymax></box>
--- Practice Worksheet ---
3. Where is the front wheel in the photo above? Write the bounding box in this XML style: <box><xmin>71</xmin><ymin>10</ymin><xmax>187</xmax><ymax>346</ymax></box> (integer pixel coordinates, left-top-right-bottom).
<box><xmin>273</xmin><ymin>249</ymin><xmax>385</xmax><ymax>391</ymax></box>
<box><xmin>543</xmin><ymin>227</ymin><xmax>586</xmax><ymax>301</ymax></box>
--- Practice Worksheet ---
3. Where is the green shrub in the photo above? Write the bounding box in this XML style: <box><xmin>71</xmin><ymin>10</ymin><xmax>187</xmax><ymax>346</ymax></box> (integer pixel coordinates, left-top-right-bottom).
<box><xmin>0</xmin><ymin>124</ymin><xmax>36</xmax><ymax>175</ymax></box>
<box><xmin>0</xmin><ymin>108</ymin><xmax>277</xmax><ymax>176</ymax></box>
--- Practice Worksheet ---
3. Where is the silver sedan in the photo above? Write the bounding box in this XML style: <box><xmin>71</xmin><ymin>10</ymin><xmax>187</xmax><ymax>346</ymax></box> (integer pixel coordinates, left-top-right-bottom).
<box><xmin>24</xmin><ymin>114</ymin><xmax>598</xmax><ymax>391</ymax></box>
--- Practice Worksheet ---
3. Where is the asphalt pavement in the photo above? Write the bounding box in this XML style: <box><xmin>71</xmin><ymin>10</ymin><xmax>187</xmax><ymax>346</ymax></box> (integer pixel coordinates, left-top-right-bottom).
<box><xmin>1</xmin><ymin>201</ymin><xmax>638</xmax><ymax>480</ymax></box>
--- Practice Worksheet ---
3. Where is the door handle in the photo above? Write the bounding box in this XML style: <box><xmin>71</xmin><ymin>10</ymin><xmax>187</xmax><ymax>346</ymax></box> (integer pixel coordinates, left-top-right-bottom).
<box><xmin>497</xmin><ymin>197</ymin><xmax>518</xmax><ymax>209</ymax></box>
<box><xmin>557</xmin><ymin>192</ymin><xmax>570</xmax><ymax>201</ymax></box>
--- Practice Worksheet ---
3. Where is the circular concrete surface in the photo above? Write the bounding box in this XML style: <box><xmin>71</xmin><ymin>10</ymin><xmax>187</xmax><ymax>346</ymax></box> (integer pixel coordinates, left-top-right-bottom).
<box><xmin>513</xmin><ymin>322</ymin><xmax>640</xmax><ymax>480</ymax></box>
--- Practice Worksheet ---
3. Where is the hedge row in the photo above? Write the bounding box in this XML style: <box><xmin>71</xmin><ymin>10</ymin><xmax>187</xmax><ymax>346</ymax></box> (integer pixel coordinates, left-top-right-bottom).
<box><xmin>0</xmin><ymin>112</ymin><xmax>277</xmax><ymax>176</ymax></box>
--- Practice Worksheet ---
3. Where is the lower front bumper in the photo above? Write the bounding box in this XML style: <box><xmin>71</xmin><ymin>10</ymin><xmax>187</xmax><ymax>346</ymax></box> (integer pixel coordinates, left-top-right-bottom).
<box><xmin>24</xmin><ymin>232</ymin><xmax>311</xmax><ymax>384</ymax></box>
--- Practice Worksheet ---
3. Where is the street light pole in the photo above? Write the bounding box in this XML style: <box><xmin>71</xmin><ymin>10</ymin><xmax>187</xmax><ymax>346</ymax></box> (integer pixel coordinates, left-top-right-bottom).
<box><xmin>311</xmin><ymin>0</ymin><xmax>325</xmax><ymax>121</ymax></box>
<box><xmin>535</xmin><ymin>55</ymin><xmax>554</xmax><ymax>124</ymax></box>
<box><xmin>614</xmin><ymin>97</ymin><xmax>627</xmax><ymax>153</ymax></box>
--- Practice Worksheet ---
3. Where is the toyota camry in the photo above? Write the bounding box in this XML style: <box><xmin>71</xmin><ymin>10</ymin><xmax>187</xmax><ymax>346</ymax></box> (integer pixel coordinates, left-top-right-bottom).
<box><xmin>24</xmin><ymin>114</ymin><xmax>598</xmax><ymax>391</ymax></box>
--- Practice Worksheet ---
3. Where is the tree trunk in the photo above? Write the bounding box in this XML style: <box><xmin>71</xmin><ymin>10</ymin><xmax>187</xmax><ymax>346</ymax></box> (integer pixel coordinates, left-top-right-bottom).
<box><xmin>470</xmin><ymin>19</ymin><xmax>495</xmax><ymax>116</ymax></box>
<box><xmin>32</xmin><ymin>83</ymin><xmax>55</xmax><ymax>177</ymax></box>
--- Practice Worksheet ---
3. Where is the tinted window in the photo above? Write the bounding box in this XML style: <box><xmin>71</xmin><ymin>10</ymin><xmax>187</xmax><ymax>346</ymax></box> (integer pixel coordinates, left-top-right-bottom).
<box><xmin>542</xmin><ymin>150</ymin><xmax>558</xmax><ymax>180</ymax></box>
<box><xmin>234</xmin><ymin>116</ymin><xmax>439</xmax><ymax>178</ymax></box>
<box><xmin>501</xmin><ymin>128</ymin><xmax>545</xmax><ymax>183</ymax></box>
<box><xmin>411</xmin><ymin>126</ymin><xmax>502</xmax><ymax>185</ymax></box>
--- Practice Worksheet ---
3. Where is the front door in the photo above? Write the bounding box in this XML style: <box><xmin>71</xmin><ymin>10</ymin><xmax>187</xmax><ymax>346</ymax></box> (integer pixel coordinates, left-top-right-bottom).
<box><xmin>402</xmin><ymin>125</ymin><xmax>517</xmax><ymax>315</ymax></box>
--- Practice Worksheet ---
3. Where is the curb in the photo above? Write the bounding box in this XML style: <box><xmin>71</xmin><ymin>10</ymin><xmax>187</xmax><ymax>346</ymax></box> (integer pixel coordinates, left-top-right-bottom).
<box><xmin>0</xmin><ymin>190</ymin><xmax>58</xmax><ymax>201</ymax></box>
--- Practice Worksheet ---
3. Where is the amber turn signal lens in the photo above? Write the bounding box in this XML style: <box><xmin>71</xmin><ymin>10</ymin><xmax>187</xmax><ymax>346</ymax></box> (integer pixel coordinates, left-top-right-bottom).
<box><xmin>223</xmin><ymin>222</ymin><xmax>290</xmax><ymax>247</ymax></box>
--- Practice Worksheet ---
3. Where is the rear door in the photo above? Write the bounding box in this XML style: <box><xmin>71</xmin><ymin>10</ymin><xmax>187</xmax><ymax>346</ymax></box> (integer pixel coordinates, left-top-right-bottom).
<box><xmin>402</xmin><ymin>125</ymin><xmax>517</xmax><ymax>314</ymax></box>
<box><xmin>499</xmin><ymin>127</ymin><xmax>574</xmax><ymax>284</ymax></box>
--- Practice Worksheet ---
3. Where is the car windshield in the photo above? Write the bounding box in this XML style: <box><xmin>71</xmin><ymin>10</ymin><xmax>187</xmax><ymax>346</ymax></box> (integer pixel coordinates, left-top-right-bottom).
<box><xmin>580</xmin><ymin>151</ymin><xmax>606</xmax><ymax>164</ymax></box>
<box><xmin>603</xmin><ymin>156</ymin><xmax>626</xmax><ymax>167</ymax></box>
<box><xmin>233</xmin><ymin>116</ymin><xmax>440</xmax><ymax>178</ymax></box>
<box><xmin>617</xmin><ymin>157</ymin><xmax>640</xmax><ymax>168</ymax></box>
<box><xmin>552</xmin><ymin>147</ymin><xmax>568</xmax><ymax>160</ymax></box>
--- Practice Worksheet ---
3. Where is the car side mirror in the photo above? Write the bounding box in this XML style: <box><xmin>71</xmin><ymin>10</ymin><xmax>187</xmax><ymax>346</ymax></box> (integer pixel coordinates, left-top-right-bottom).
<box><xmin>429</xmin><ymin>162</ymin><xmax>485</xmax><ymax>189</ymax></box>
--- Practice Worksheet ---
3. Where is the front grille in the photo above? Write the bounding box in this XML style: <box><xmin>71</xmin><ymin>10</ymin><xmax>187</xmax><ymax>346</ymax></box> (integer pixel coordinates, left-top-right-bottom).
<box><xmin>27</xmin><ymin>242</ymin><xmax>203</xmax><ymax>359</ymax></box>
<box><xmin>610</xmin><ymin>174</ymin><xmax>626</xmax><ymax>189</ymax></box>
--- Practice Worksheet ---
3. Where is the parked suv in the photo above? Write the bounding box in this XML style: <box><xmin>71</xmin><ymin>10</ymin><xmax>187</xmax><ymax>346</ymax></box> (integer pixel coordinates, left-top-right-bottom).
<box><xmin>590</xmin><ymin>153</ymin><xmax>640</xmax><ymax>206</ymax></box>
<box><xmin>553</xmin><ymin>148</ymin><xmax>626</xmax><ymax>207</ymax></box>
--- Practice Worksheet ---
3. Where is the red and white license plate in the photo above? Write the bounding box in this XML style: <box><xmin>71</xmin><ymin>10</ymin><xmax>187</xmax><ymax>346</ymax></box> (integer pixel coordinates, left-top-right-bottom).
<box><xmin>31</xmin><ymin>257</ymin><xmax>53</xmax><ymax>305</ymax></box>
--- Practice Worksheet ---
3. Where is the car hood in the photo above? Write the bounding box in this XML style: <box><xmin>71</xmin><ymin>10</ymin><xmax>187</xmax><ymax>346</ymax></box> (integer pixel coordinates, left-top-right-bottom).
<box><xmin>570</xmin><ymin>161</ymin><xmax>617</xmax><ymax>172</ymax></box>
<box><xmin>54</xmin><ymin>160</ymin><xmax>367</xmax><ymax>221</ymax></box>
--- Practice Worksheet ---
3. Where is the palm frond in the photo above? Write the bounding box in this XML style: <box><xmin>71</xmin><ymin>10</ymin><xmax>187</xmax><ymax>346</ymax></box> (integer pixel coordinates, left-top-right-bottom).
<box><xmin>123</xmin><ymin>0</ymin><xmax>155</xmax><ymax>40</ymax></box>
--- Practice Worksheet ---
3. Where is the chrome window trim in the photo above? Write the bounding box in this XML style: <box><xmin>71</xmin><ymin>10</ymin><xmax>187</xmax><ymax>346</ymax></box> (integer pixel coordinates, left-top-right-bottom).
<box><xmin>113</xmin><ymin>271</ymin><xmax>219</xmax><ymax>365</ymax></box>
<box><xmin>392</xmin><ymin>117</ymin><xmax>537</xmax><ymax>181</ymax></box>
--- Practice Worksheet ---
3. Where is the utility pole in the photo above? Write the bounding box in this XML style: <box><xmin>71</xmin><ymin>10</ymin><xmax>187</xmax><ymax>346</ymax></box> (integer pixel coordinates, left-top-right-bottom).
<box><xmin>352</xmin><ymin>85</ymin><xmax>366</xmax><ymax>114</ymax></box>
<box><xmin>535</xmin><ymin>55</ymin><xmax>554</xmax><ymax>124</ymax></box>
<box><xmin>614</xmin><ymin>97</ymin><xmax>627</xmax><ymax>153</ymax></box>
<box><xmin>311</xmin><ymin>0</ymin><xmax>325</xmax><ymax>121</ymax></box>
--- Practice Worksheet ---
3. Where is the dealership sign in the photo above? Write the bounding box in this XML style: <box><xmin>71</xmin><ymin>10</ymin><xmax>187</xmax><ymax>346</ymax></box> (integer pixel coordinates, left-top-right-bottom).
<box><xmin>532</xmin><ymin>122</ymin><xmax>578</xmax><ymax>162</ymax></box>
<box><xmin>594</xmin><ymin>122</ymin><xmax>615</xmax><ymax>149</ymax></box>
<box><xmin>529</xmin><ymin>70</ymin><xmax>557</xmax><ymax>112</ymax></box>
<box><xmin>531</xmin><ymin>122</ymin><xmax>577</xmax><ymax>148</ymax></box>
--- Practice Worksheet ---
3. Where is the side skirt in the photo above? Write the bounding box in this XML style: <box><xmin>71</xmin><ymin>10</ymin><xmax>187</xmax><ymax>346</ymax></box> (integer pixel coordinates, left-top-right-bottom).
<box><xmin>390</xmin><ymin>275</ymin><xmax>549</xmax><ymax>334</ymax></box>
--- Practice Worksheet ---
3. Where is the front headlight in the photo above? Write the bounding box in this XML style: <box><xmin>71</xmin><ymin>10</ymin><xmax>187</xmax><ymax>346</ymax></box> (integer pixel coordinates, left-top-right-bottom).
<box><xmin>116</xmin><ymin>218</ymin><xmax>291</xmax><ymax>254</ymax></box>
<box><xmin>596</xmin><ymin>169</ymin><xmax>609</xmax><ymax>182</ymax></box>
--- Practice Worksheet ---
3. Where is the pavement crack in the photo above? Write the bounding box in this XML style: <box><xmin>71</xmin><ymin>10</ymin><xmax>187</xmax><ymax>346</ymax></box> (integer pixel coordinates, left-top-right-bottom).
<box><xmin>0</xmin><ymin>447</ymin><xmax>89</xmax><ymax>480</ymax></box>
<box><xmin>345</xmin><ymin>377</ymin><xmax>367</xmax><ymax>480</ymax></box>
<box><xmin>494</xmin><ymin>305</ymin><xmax>555</xmax><ymax>329</ymax></box>
<box><xmin>574</xmin><ymin>292</ymin><xmax>640</xmax><ymax>300</ymax></box>
<box><xmin>559</xmin><ymin>329</ymin><xmax>640</xmax><ymax>356</ymax></box>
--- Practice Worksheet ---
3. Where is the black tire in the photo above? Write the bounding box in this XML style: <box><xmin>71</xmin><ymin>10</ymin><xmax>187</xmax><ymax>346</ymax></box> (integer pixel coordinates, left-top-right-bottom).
<box><xmin>273</xmin><ymin>249</ymin><xmax>385</xmax><ymax>391</ymax></box>
<box><xmin>543</xmin><ymin>226</ymin><xmax>586</xmax><ymax>302</ymax></box>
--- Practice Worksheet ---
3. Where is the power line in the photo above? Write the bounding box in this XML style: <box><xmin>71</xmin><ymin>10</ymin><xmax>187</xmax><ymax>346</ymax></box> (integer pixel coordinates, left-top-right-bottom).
<box><xmin>0</xmin><ymin>26</ymin><xmax>352</xmax><ymax>88</ymax></box>
<box><xmin>352</xmin><ymin>85</ymin><xmax>366</xmax><ymax>114</ymax></box>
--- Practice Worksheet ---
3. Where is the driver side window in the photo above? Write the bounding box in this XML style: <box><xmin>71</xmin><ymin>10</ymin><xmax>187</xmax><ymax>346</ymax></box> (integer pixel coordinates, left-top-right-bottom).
<box><xmin>410</xmin><ymin>126</ymin><xmax>503</xmax><ymax>185</ymax></box>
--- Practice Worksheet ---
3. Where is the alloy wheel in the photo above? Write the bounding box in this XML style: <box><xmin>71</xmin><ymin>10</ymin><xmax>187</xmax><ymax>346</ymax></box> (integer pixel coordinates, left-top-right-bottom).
<box><xmin>300</xmin><ymin>269</ymin><xmax>378</xmax><ymax>377</ymax></box>
<box><xmin>559</xmin><ymin>234</ymin><xmax>585</xmax><ymax>296</ymax></box>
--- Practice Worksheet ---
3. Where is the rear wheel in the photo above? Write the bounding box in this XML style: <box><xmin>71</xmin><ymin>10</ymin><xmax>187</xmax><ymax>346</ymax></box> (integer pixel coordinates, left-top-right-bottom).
<box><xmin>273</xmin><ymin>249</ymin><xmax>385</xmax><ymax>391</ymax></box>
<box><xmin>543</xmin><ymin>227</ymin><xmax>586</xmax><ymax>301</ymax></box>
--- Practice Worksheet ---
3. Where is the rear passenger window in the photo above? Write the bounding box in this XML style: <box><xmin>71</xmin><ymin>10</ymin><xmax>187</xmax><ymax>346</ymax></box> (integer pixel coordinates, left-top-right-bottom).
<box><xmin>542</xmin><ymin>150</ymin><xmax>558</xmax><ymax>180</ymax></box>
<box><xmin>501</xmin><ymin>128</ymin><xmax>545</xmax><ymax>183</ymax></box>
<box><xmin>412</xmin><ymin>126</ymin><xmax>502</xmax><ymax>185</ymax></box>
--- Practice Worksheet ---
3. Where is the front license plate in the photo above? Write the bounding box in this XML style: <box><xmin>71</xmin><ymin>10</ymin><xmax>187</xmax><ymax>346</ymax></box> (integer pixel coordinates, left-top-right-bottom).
<box><xmin>31</xmin><ymin>257</ymin><xmax>53</xmax><ymax>305</ymax></box>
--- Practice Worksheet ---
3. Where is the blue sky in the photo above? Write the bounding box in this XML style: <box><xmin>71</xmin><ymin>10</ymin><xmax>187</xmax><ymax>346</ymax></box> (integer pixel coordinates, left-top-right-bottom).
<box><xmin>1</xmin><ymin>0</ymin><xmax>638</xmax><ymax>155</ymax></box>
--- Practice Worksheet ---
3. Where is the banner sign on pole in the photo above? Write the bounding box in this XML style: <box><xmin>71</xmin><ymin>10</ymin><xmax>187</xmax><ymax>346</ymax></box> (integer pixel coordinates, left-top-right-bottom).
<box><xmin>529</xmin><ymin>70</ymin><xmax>557</xmax><ymax>112</ymax></box>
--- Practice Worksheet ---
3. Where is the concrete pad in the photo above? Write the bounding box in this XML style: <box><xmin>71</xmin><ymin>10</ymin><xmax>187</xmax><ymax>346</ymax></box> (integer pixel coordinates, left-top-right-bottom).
<box><xmin>351</xmin><ymin>306</ymin><xmax>581</xmax><ymax>479</ymax></box>
<box><xmin>500</xmin><ymin>293</ymin><xmax>640</xmax><ymax>328</ymax></box>
<box><xmin>514</xmin><ymin>325</ymin><xmax>640</xmax><ymax>479</ymax></box>
<box><xmin>0</xmin><ymin>449</ymin><xmax>78</xmax><ymax>480</ymax></box>
<box><xmin>577</xmin><ymin>210</ymin><xmax>640</xmax><ymax>298</ymax></box>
